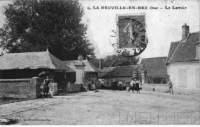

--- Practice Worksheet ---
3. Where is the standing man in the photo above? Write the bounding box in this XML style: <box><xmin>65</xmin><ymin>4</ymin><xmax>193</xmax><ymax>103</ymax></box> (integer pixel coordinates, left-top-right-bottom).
<box><xmin>168</xmin><ymin>76</ymin><xmax>174</xmax><ymax>95</ymax></box>
<box><xmin>43</xmin><ymin>75</ymin><xmax>51</xmax><ymax>97</ymax></box>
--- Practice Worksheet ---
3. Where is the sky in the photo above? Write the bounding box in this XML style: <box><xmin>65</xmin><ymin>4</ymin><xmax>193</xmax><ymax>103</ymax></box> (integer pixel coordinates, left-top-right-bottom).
<box><xmin>80</xmin><ymin>0</ymin><xmax>200</xmax><ymax>58</ymax></box>
<box><xmin>0</xmin><ymin>0</ymin><xmax>199</xmax><ymax>58</ymax></box>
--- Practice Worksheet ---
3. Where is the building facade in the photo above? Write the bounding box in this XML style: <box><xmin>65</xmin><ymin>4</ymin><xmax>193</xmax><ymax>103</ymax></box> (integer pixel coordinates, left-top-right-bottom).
<box><xmin>166</xmin><ymin>24</ymin><xmax>200</xmax><ymax>90</ymax></box>
<box><xmin>99</xmin><ymin>65</ymin><xmax>144</xmax><ymax>89</ymax></box>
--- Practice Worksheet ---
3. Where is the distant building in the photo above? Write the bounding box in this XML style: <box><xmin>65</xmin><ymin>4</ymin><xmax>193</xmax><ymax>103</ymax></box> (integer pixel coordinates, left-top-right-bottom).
<box><xmin>99</xmin><ymin>65</ymin><xmax>144</xmax><ymax>88</ymax></box>
<box><xmin>166</xmin><ymin>24</ymin><xmax>200</xmax><ymax>90</ymax></box>
<box><xmin>141</xmin><ymin>57</ymin><xmax>168</xmax><ymax>84</ymax></box>
<box><xmin>98</xmin><ymin>67</ymin><xmax>115</xmax><ymax>78</ymax></box>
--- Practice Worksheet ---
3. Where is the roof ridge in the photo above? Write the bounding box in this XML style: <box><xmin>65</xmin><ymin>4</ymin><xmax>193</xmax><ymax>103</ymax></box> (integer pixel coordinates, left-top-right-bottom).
<box><xmin>4</xmin><ymin>50</ymin><xmax>47</xmax><ymax>56</ymax></box>
<box><xmin>45</xmin><ymin>50</ymin><xmax>61</xmax><ymax>69</ymax></box>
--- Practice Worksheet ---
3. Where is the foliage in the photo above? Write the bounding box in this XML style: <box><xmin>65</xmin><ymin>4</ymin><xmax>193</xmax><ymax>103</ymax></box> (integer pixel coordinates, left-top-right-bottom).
<box><xmin>103</xmin><ymin>54</ymin><xmax>139</xmax><ymax>67</ymax></box>
<box><xmin>89</xmin><ymin>54</ymin><xmax>139</xmax><ymax>68</ymax></box>
<box><xmin>0</xmin><ymin>0</ymin><xmax>94</xmax><ymax>60</ymax></box>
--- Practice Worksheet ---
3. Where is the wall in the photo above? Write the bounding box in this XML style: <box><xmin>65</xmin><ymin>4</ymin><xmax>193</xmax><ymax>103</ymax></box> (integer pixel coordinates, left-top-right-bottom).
<box><xmin>0</xmin><ymin>77</ymin><xmax>42</xmax><ymax>99</ymax></box>
<box><xmin>103</xmin><ymin>77</ymin><xmax>132</xmax><ymax>88</ymax></box>
<box><xmin>142</xmin><ymin>83</ymin><xmax>168</xmax><ymax>92</ymax></box>
<box><xmin>66</xmin><ymin>83</ymin><xmax>82</xmax><ymax>93</ymax></box>
<box><xmin>167</xmin><ymin>62</ymin><xmax>200</xmax><ymax>90</ymax></box>
<box><xmin>75</xmin><ymin>69</ymin><xmax>84</xmax><ymax>84</ymax></box>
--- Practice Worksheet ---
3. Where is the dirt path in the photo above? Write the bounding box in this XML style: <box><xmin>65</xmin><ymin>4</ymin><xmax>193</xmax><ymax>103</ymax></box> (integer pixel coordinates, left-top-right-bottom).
<box><xmin>0</xmin><ymin>90</ymin><xmax>200</xmax><ymax>124</ymax></box>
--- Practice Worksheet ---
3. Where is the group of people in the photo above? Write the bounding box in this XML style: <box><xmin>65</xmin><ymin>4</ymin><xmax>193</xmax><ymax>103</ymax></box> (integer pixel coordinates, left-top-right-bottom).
<box><xmin>84</xmin><ymin>79</ymin><xmax>99</xmax><ymax>91</ymax></box>
<box><xmin>110</xmin><ymin>80</ymin><xmax>126</xmax><ymax>90</ymax></box>
<box><xmin>128</xmin><ymin>78</ymin><xmax>142</xmax><ymax>94</ymax></box>
<box><xmin>39</xmin><ymin>74</ymin><xmax>174</xmax><ymax>97</ymax></box>
<box><xmin>40</xmin><ymin>76</ymin><xmax>53</xmax><ymax>98</ymax></box>
<box><xmin>128</xmin><ymin>76</ymin><xmax>174</xmax><ymax>95</ymax></box>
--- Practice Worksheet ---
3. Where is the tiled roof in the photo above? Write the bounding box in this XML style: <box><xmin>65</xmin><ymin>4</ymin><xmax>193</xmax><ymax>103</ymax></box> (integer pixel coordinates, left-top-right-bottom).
<box><xmin>101</xmin><ymin>65</ymin><xmax>144</xmax><ymax>78</ymax></box>
<box><xmin>141</xmin><ymin>57</ymin><xmax>168</xmax><ymax>78</ymax></box>
<box><xmin>98</xmin><ymin>67</ymin><xmax>116</xmax><ymax>78</ymax></box>
<box><xmin>167</xmin><ymin>32</ymin><xmax>200</xmax><ymax>64</ymax></box>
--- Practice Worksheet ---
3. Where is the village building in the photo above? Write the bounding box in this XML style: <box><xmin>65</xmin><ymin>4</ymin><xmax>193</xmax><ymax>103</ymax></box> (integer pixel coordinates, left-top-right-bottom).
<box><xmin>0</xmin><ymin>50</ymin><xmax>97</xmax><ymax>98</ymax></box>
<box><xmin>0</xmin><ymin>50</ymin><xmax>73</xmax><ymax>91</ymax></box>
<box><xmin>99</xmin><ymin>65</ymin><xmax>144</xmax><ymax>89</ymax></box>
<box><xmin>166</xmin><ymin>24</ymin><xmax>200</xmax><ymax>90</ymax></box>
<box><xmin>63</xmin><ymin>57</ymin><xmax>98</xmax><ymax>92</ymax></box>
<box><xmin>141</xmin><ymin>57</ymin><xmax>168</xmax><ymax>84</ymax></box>
<box><xmin>0</xmin><ymin>50</ymin><xmax>69</xmax><ymax>98</ymax></box>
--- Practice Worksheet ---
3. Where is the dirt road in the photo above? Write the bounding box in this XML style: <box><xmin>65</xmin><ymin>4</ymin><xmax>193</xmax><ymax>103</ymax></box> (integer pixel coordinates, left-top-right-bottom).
<box><xmin>0</xmin><ymin>90</ymin><xmax>200</xmax><ymax>124</ymax></box>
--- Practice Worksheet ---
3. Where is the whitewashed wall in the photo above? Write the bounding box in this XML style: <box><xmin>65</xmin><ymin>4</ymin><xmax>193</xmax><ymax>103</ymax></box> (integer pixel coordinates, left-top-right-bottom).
<box><xmin>75</xmin><ymin>69</ymin><xmax>84</xmax><ymax>84</ymax></box>
<box><xmin>167</xmin><ymin>62</ymin><xmax>200</xmax><ymax>90</ymax></box>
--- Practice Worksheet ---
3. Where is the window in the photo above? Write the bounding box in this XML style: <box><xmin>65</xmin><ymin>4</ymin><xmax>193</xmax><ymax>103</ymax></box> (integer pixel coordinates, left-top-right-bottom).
<box><xmin>196</xmin><ymin>44</ymin><xmax>200</xmax><ymax>60</ymax></box>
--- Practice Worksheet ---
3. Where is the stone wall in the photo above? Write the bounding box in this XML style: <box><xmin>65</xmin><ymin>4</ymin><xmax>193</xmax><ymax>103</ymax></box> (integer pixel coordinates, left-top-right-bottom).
<box><xmin>0</xmin><ymin>77</ymin><xmax>42</xmax><ymax>99</ymax></box>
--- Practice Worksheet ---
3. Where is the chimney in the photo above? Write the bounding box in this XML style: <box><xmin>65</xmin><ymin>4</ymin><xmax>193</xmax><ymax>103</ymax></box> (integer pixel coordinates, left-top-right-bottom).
<box><xmin>182</xmin><ymin>23</ymin><xmax>189</xmax><ymax>41</ymax></box>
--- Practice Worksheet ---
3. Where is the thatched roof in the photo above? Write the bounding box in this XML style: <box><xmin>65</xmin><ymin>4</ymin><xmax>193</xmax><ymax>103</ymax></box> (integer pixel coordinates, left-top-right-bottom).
<box><xmin>166</xmin><ymin>32</ymin><xmax>200</xmax><ymax>64</ymax></box>
<box><xmin>141</xmin><ymin>57</ymin><xmax>168</xmax><ymax>78</ymax></box>
<box><xmin>0</xmin><ymin>50</ymin><xmax>73</xmax><ymax>71</ymax></box>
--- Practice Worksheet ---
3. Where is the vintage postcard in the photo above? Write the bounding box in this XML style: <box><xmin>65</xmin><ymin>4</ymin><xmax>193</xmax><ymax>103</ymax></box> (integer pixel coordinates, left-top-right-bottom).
<box><xmin>0</xmin><ymin>0</ymin><xmax>199</xmax><ymax>125</ymax></box>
